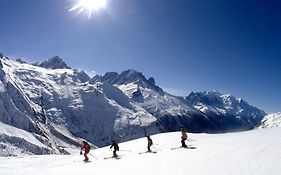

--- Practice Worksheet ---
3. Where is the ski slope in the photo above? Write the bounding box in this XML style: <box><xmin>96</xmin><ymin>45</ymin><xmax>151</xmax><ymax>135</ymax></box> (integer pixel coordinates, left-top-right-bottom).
<box><xmin>1</xmin><ymin>128</ymin><xmax>281</xmax><ymax>175</ymax></box>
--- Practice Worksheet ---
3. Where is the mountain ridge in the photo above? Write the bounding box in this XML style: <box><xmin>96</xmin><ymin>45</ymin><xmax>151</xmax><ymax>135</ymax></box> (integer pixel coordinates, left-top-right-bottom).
<box><xmin>0</xmin><ymin>55</ymin><xmax>270</xmax><ymax>156</ymax></box>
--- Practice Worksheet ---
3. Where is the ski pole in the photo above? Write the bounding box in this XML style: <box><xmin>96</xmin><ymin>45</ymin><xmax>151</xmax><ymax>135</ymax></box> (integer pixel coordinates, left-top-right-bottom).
<box><xmin>151</xmin><ymin>145</ymin><xmax>161</xmax><ymax>151</ymax></box>
<box><xmin>89</xmin><ymin>153</ymin><xmax>98</xmax><ymax>159</ymax></box>
<box><xmin>187</xmin><ymin>138</ymin><xmax>196</xmax><ymax>142</ymax></box>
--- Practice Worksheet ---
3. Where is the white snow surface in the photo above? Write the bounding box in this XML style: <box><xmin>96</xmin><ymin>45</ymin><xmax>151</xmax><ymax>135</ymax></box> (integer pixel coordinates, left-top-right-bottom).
<box><xmin>259</xmin><ymin>112</ymin><xmax>281</xmax><ymax>128</ymax></box>
<box><xmin>1</xmin><ymin>128</ymin><xmax>281</xmax><ymax>175</ymax></box>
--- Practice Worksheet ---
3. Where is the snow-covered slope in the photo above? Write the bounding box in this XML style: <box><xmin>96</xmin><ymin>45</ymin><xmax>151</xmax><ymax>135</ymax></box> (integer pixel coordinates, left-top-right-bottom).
<box><xmin>258</xmin><ymin>112</ymin><xmax>281</xmax><ymax>128</ymax></box>
<box><xmin>0</xmin><ymin>128</ymin><xmax>281</xmax><ymax>175</ymax></box>
<box><xmin>185</xmin><ymin>91</ymin><xmax>266</xmax><ymax>131</ymax></box>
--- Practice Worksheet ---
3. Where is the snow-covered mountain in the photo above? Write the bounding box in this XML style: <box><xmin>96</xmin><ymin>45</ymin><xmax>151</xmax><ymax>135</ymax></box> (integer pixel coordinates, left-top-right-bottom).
<box><xmin>95</xmin><ymin>70</ymin><xmax>266</xmax><ymax>133</ymax></box>
<box><xmin>92</xmin><ymin>70</ymin><xmax>218</xmax><ymax>133</ymax></box>
<box><xmin>0</xmin><ymin>56</ymin><xmax>160</xmax><ymax>156</ymax></box>
<box><xmin>185</xmin><ymin>91</ymin><xmax>266</xmax><ymax>131</ymax></box>
<box><xmin>258</xmin><ymin>112</ymin><xmax>281</xmax><ymax>128</ymax></box>
<box><xmin>0</xmin><ymin>54</ymin><xmax>268</xmax><ymax>156</ymax></box>
<box><xmin>91</xmin><ymin>70</ymin><xmax>163</xmax><ymax>93</ymax></box>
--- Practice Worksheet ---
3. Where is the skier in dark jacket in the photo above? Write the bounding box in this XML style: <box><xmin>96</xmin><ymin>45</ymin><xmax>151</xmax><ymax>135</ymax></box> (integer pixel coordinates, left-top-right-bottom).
<box><xmin>110</xmin><ymin>140</ymin><xmax>119</xmax><ymax>157</ymax></box>
<box><xmin>81</xmin><ymin>141</ymin><xmax>91</xmax><ymax>161</ymax></box>
<box><xmin>147</xmin><ymin>135</ymin><xmax>153</xmax><ymax>152</ymax></box>
<box><xmin>181</xmin><ymin>127</ymin><xmax>188</xmax><ymax>148</ymax></box>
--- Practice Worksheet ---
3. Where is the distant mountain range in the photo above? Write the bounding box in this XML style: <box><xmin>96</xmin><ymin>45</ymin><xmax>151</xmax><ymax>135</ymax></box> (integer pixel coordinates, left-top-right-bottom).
<box><xmin>0</xmin><ymin>53</ymin><xmax>276</xmax><ymax>156</ymax></box>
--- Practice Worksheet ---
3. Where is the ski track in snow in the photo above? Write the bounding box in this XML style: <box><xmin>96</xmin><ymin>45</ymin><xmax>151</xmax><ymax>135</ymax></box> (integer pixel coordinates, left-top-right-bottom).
<box><xmin>1</xmin><ymin>128</ymin><xmax>281</xmax><ymax>175</ymax></box>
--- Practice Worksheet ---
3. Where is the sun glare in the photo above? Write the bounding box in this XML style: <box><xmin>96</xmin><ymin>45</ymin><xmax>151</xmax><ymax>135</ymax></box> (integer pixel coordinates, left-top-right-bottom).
<box><xmin>69</xmin><ymin>0</ymin><xmax>107</xmax><ymax>19</ymax></box>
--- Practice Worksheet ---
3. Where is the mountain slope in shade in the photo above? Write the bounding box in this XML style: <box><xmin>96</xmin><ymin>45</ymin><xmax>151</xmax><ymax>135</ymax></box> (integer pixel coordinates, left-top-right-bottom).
<box><xmin>0</xmin><ymin>121</ymin><xmax>80</xmax><ymax>156</ymax></box>
<box><xmin>258</xmin><ymin>112</ymin><xmax>281</xmax><ymax>128</ymax></box>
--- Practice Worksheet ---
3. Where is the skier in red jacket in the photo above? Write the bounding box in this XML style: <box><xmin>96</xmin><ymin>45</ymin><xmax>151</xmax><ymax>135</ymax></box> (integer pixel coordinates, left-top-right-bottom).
<box><xmin>81</xmin><ymin>141</ymin><xmax>91</xmax><ymax>161</ymax></box>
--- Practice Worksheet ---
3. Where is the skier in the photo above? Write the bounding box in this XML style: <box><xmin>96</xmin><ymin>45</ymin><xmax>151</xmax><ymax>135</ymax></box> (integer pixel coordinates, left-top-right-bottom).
<box><xmin>147</xmin><ymin>135</ymin><xmax>153</xmax><ymax>152</ymax></box>
<box><xmin>110</xmin><ymin>140</ymin><xmax>119</xmax><ymax>157</ymax></box>
<box><xmin>181</xmin><ymin>127</ymin><xmax>188</xmax><ymax>148</ymax></box>
<box><xmin>81</xmin><ymin>141</ymin><xmax>91</xmax><ymax>161</ymax></box>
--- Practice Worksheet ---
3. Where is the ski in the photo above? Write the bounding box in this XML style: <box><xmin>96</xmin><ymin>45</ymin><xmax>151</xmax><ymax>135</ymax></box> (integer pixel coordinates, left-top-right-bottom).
<box><xmin>104</xmin><ymin>157</ymin><xmax>111</xmax><ymax>160</ymax></box>
<box><xmin>171</xmin><ymin>146</ymin><xmax>197</xmax><ymax>150</ymax></box>
<box><xmin>170</xmin><ymin>146</ymin><xmax>188</xmax><ymax>150</ymax></box>
<box><xmin>73</xmin><ymin>160</ymin><xmax>92</xmax><ymax>163</ymax></box>
<box><xmin>139</xmin><ymin>151</ymin><xmax>157</xmax><ymax>154</ymax></box>
<box><xmin>104</xmin><ymin>156</ymin><xmax>121</xmax><ymax>160</ymax></box>
<box><xmin>170</xmin><ymin>147</ymin><xmax>182</xmax><ymax>150</ymax></box>
<box><xmin>83</xmin><ymin>160</ymin><xmax>91</xmax><ymax>163</ymax></box>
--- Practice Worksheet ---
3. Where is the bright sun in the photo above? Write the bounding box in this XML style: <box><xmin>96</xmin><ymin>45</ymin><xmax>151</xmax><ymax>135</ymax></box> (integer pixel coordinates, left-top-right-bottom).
<box><xmin>69</xmin><ymin>0</ymin><xmax>107</xmax><ymax>19</ymax></box>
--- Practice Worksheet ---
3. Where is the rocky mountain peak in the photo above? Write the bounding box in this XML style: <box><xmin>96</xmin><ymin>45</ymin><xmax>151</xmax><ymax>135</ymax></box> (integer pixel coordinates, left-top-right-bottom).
<box><xmin>36</xmin><ymin>56</ymin><xmax>71</xmax><ymax>69</ymax></box>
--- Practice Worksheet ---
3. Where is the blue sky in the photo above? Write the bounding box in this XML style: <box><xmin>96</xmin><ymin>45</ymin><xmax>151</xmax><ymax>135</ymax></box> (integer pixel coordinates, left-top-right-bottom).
<box><xmin>0</xmin><ymin>0</ymin><xmax>280</xmax><ymax>113</ymax></box>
